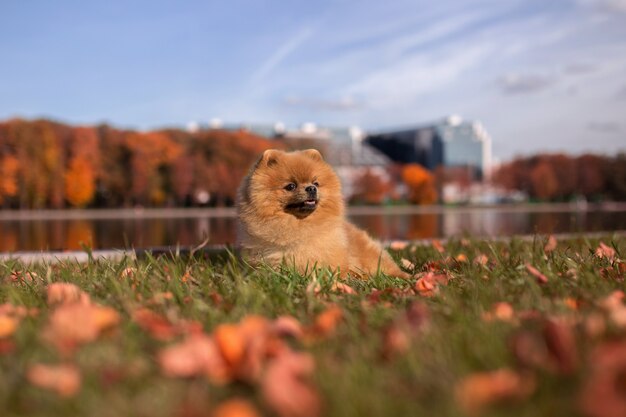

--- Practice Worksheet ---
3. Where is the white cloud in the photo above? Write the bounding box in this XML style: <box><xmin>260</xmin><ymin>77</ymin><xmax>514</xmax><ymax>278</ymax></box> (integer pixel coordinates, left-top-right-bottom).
<box><xmin>578</xmin><ymin>0</ymin><xmax>626</xmax><ymax>13</ymax></box>
<box><xmin>343</xmin><ymin>43</ymin><xmax>492</xmax><ymax>108</ymax></box>
<box><xmin>497</xmin><ymin>73</ymin><xmax>555</xmax><ymax>94</ymax></box>
<box><xmin>249</xmin><ymin>27</ymin><xmax>314</xmax><ymax>84</ymax></box>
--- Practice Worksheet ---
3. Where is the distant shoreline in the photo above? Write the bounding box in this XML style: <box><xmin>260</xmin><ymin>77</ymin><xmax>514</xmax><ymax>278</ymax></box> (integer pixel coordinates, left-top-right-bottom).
<box><xmin>1</xmin><ymin>202</ymin><xmax>626</xmax><ymax>221</ymax></box>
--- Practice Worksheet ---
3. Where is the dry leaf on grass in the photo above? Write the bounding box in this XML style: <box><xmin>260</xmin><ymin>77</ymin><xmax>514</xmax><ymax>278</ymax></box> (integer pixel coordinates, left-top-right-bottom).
<box><xmin>27</xmin><ymin>363</ymin><xmax>81</xmax><ymax>397</ymax></box>
<box><xmin>482</xmin><ymin>302</ymin><xmax>515</xmax><ymax>323</ymax></box>
<box><xmin>595</xmin><ymin>242</ymin><xmax>616</xmax><ymax>260</ymax></box>
<box><xmin>47</xmin><ymin>282</ymin><xmax>90</xmax><ymax>305</ymax></box>
<box><xmin>132</xmin><ymin>308</ymin><xmax>202</xmax><ymax>341</ymax></box>
<box><xmin>473</xmin><ymin>254</ymin><xmax>489</xmax><ymax>266</ymax></box>
<box><xmin>0</xmin><ymin>315</ymin><xmax>19</xmax><ymax>338</ymax></box>
<box><xmin>272</xmin><ymin>316</ymin><xmax>304</xmax><ymax>340</ymax></box>
<box><xmin>432</xmin><ymin>240</ymin><xmax>445</xmax><ymax>253</ymax></box>
<box><xmin>579</xmin><ymin>341</ymin><xmax>626</xmax><ymax>417</ymax></box>
<box><xmin>212</xmin><ymin>398</ymin><xmax>261</xmax><ymax>417</ymax></box>
<box><xmin>544</xmin><ymin>235</ymin><xmax>557</xmax><ymax>253</ymax></box>
<box><xmin>414</xmin><ymin>272</ymin><xmax>448</xmax><ymax>297</ymax></box>
<box><xmin>389</xmin><ymin>241</ymin><xmax>408</xmax><ymax>251</ymax></box>
<box><xmin>309</xmin><ymin>305</ymin><xmax>343</xmax><ymax>338</ymax></box>
<box><xmin>261</xmin><ymin>351</ymin><xmax>321</xmax><ymax>417</ymax></box>
<box><xmin>158</xmin><ymin>334</ymin><xmax>231</xmax><ymax>384</ymax></box>
<box><xmin>455</xmin><ymin>368</ymin><xmax>535</xmax><ymax>415</ymax></box>
<box><xmin>525</xmin><ymin>264</ymin><xmax>548</xmax><ymax>284</ymax></box>
<box><xmin>44</xmin><ymin>303</ymin><xmax>120</xmax><ymax>354</ymax></box>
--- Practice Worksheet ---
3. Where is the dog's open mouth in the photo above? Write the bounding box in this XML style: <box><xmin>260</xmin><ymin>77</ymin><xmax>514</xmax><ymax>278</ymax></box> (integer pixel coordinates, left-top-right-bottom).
<box><xmin>285</xmin><ymin>198</ymin><xmax>318</xmax><ymax>213</ymax></box>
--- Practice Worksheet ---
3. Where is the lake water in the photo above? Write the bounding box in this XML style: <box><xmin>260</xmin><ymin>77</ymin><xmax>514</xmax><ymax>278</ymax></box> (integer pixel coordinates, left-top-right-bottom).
<box><xmin>1</xmin><ymin>205</ymin><xmax>625</xmax><ymax>252</ymax></box>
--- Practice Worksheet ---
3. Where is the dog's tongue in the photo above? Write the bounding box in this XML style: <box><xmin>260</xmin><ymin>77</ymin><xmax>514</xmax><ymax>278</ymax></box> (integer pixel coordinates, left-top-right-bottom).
<box><xmin>304</xmin><ymin>200</ymin><xmax>316</xmax><ymax>206</ymax></box>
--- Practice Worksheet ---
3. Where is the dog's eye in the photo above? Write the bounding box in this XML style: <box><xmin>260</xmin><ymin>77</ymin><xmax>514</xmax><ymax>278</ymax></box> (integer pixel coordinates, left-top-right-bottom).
<box><xmin>284</xmin><ymin>183</ymin><xmax>297</xmax><ymax>191</ymax></box>
<box><xmin>313</xmin><ymin>181</ymin><xmax>320</xmax><ymax>187</ymax></box>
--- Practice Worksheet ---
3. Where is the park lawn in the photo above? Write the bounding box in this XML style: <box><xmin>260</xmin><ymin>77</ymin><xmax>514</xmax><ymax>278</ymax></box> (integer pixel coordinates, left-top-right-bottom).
<box><xmin>0</xmin><ymin>236</ymin><xmax>625</xmax><ymax>417</ymax></box>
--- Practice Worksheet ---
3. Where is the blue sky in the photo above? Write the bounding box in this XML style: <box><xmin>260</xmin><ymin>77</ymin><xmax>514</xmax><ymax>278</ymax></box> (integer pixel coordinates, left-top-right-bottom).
<box><xmin>1</xmin><ymin>0</ymin><xmax>625</xmax><ymax>159</ymax></box>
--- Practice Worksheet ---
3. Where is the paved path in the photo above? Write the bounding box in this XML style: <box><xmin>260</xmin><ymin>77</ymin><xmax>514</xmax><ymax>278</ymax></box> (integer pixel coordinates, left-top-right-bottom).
<box><xmin>1</xmin><ymin>231</ymin><xmax>623</xmax><ymax>265</ymax></box>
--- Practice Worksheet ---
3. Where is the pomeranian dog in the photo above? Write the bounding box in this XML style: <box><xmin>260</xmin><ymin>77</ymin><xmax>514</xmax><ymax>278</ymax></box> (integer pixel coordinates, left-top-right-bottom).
<box><xmin>237</xmin><ymin>148</ymin><xmax>409</xmax><ymax>279</ymax></box>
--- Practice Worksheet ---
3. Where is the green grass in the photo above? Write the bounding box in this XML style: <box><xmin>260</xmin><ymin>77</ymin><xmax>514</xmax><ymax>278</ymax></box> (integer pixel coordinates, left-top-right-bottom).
<box><xmin>0</xmin><ymin>236</ymin><xmax>625</xmax><ymax>417</ymax></box>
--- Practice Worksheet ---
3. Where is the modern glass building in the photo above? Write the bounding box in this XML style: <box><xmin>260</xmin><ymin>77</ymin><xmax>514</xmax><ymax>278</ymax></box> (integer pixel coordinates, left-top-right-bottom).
<box><xmin>365</xmin><ymin>115</ymin><xmax>492</xmax><ymax>179</ymax></box>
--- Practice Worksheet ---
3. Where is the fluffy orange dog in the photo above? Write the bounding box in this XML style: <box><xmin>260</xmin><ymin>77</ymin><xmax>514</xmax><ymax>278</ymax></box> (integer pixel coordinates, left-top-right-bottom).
<box><xmin>237</xmin><ymin>149</ymin><xmax>409</xmax><ymax>278</ymax></box>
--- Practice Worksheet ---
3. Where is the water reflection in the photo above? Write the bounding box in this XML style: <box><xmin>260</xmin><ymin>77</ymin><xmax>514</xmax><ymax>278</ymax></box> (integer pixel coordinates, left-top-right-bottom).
<box><xmin>0</xmin><ymin>208</ymin><xmax>625</xmax><ymax>252</ymax></box>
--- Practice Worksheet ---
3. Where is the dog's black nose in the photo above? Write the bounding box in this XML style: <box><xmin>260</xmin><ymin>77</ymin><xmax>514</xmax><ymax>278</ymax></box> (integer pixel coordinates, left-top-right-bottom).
<box><xmin>305</xmin><ymin>185</ymin><xmax>317</xmax><ymax>195</ymax></box>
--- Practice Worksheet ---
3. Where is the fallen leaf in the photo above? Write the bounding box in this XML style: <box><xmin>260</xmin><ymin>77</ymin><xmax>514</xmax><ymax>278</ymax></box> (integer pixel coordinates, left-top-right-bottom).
<box><xmin>455</xmin><ymin>253</ymin><xmax>468</xmax><ymax>262</ymax></box>
<box><xmin>0</xmin><ymin>315</ymin><xmax>18</xmax><ymax>338</ymax></box>
<box><xmin>120</xmin><ymin>267</ymin><xmax>137</xmax><ymax>279</ymax></box>
<box><xmin>331</xmin><ymin>282</ymin><xmax>356</xmax><ymax>295</ymax></box>
<box><xmin>401</xmin><ymin>258</ymin><xmax>415</xmax><ymax>271</ymax></box>
<box><xmin>482</xmin><ymin>302</ymin><xmax>515</xmax><ymax>323</ymax></box>
<box><xmin>455</xmin><ymin>368</ymin><xmax>535</xmax><ymax>415</ymax></box>
<box><xmin>27</xmin><ymin>363</ymin><xmax>81</xmax><ymax>397</ymax></box>
<box><xmin>389</xmin><ymin>241</ymin><xmax>408</xmax><ymax>251</ymax></box>
<box><xmin>543</xmin><ymin>317</ymin><xmax>578</xmax><ymax>375</ymax></box>
<box><xmin>595</xmin><ymin>242</ymin><xmax>616</xmax><ymax>260</ymax></box>
<box><xmin>261</xmin><ymin>350</ymin><xmax>321</xmax><ymax>417</ymax></box>
<box><xmin>212</xmin><ymin>398</ymin><xmax>261</xmax><ymax>417</ymax></box>
<box><xmin>432</xmin><ymin>240</ymin><xmax>445</xmax><ymax>253</ymax></box>
<box><xmin>525</xmin><ymin>264</ymin><xmax>548</xmax><ymax>284</ymax></box>
<box><xmin>544</xmin><ymin>235</ymin><xmax>557</xmax><ymax>253</ymax></box>
<box><xmin>46</xmin><ymin>283</ymin><xmax>90</xmax><ymax>305</ymax></box>
<box><xmin>310</xmin><ymin>305</ymin><xmax>343</xmax><ymax>338</ymax></box>
<box><xmin>44</xmin><ymin>303</ymin><xmax>120</xmax><ymax>354</ymax></box>
<box><xmin>381</xmin><ymin>323</ymin><xmax>410</xmax><ymax>359</ymax></box>
<box><xmin>214</xmin><ymin>324</ymin><xmax>246</xmax><ymax>367</ymax></box>
<box><xmin>579</xmin><ymin>341</ymin><xmax>626</xmax><ymax>417</ymax></box>
<box><xmin>414</xmin><ymin>272</ymin><xmax>448</xmax><ymax>297</ymax></box>
<box><xmin>158</xmin><ymin>334</ymin><xmax>231</xmax><ymax>384</ymax></box>
<box><xmin>273</xmin><ymin>316</ymin><xmax>304</xmax><ymax>340</ymax></box>
<box><xmin>473</xmin><ymin>254</ymin><xmax>489</xmax><ymax>266</ymax></box>
<box><xmin>132</xmin><ymin>308</ymin><xmax>177</xmax><ymax>341</ymax></box>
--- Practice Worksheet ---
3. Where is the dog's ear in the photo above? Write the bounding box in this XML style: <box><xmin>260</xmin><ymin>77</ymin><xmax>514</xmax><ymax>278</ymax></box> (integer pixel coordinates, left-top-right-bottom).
<box><xmin>301</xmin><ymin>149</ymin><xmax>323</xmax><ymax>161</ymax></box>
<box><xmin>257</xmin><ymin>149</ymin><xmax>281</xmax><ymax>168</ymax></box>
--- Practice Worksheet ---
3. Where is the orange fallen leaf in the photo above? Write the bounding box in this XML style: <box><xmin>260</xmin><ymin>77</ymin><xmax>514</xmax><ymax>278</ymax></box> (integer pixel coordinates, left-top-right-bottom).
<box><xmin>455</xmin><ymin>253</ymin><xmax>468</xmax><ymax>262</ymax></box>
<box><xmin>0</xmin><ymin>315</ymin><xmax>19</xmax><ymax>338</ymax></box>
<box><xmin>389</xmin><ymin>240</ymin><xmax>408</xmax><ymax>251</ymax></box>
<box><xmin>544</xmin><ymin>235</ymin><xmax>557</xmax><ymax>253</ymax></box>
<box><xmin>262</xmin><ymin>350</ymin><xmax>321</xmax><ymax>417</ymax></box>
<box><xmin>331</xmin><ymin>282</ymin><xmax>356</xmax><ymax>295</ymax></box>
<box><xmin>595</xmin><ymin>242</ymin><xmax>616</xmax><ymax>260</ymax></box>
<box><xmin>473</xmin><ymin>254</ymin><xmax>489</xmax><ymax>266</ymax></box>
<box><xmin>579</xmin><ymin>341</ymin><xmax>626</xmax><ymax>417</ymax></box>
<box><xmin>482</xmin><ymin>302</ymin><xmax>515</xmax><ymax>323</ymax></box>
<box><xmin>119</xmin><ymin>267</ymin><xmax>137</xmax><ymax>279</ymax></box>
<box><xmin>432</xmin><ymin>240</ymin><xmax>445</xmax><ymax>253</ymax></box>
<box><xmin>273</xmin><ymin>316</ymin><xmax>304</xmax><ymax>340</ymax></box>
<box><xmin>158</xmin><ymin>334</ymin><xmax>231</xmax><ymax>384</ymax></box>
<box><xmin>525</xmin><ymin>264</ymin><xmax>548</xmax><ymax>284</ymax></box>
<box><xmin>214</xmin><ymin>324</ymin><xmax>246</xmax><ymax>367</ymax></box>
<box><xmin>414</xmin><ymin>272</ymin><xmax>448</xmax><ymax>297</ymax></box>
<box><xmin>543</xmin><ymin>317</ymin><xmax>578</xmax><ymax>375</ymax></box>
<box><xmin>45</xmin><ymin>303</ymin><xmax>120</xmax><ymax>354</ymax></box>
<box><xmin>27</xmin><ymin>363</ymin><xmax>81</xmax><ymax>397</ymax></box>
<box><xmin>47</xmin><ymin>282</ymin><xmax>91</xmax><ymax>305</ymax></box>
<box><xmin>212</xmin><ymin>398</ymin><xmax>261</xmax><ymax>417</ymax></box>
<box><xmin>133</xmin><ymin>308</ymin><xmax>175</xmax><ymax>340</ymax></box>
<box><xmin>310</xmin><ymin>305</ymin><xmax>343</xmax><ymax>338</ymax></box>
<box><xmin>455</xmin><ymin>368</ymin><xmax>535</xmax><ymax>415</ymax></box>
<box><xmin>381</xmin><ymin>323</ymin><xmax>410</xmax><ymax>360</ymax></box>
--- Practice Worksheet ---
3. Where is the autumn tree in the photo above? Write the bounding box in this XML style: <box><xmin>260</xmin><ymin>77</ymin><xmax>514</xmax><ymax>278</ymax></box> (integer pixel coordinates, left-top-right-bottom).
<box><xmin>401</xmin><ymin>163</ymin><xmax>438</xmax><ymax>205</ymax></box>
<box><xmin>351</xmin><ymin>168</ymin><xmax>391</xmax><ymax>204</ymax></box>
<box><xmin>530</xmin><ymin>160</ymin><xmax>558</xmax><ymax>200</ymax></box>
<box><xmin>0</xmin><ymin>154</ymin><xmax>19</xmax><ymax>207</ymax></box>
<box><xmin>64</xmin><ymin>127</ymin><xmax>99</xmax><ymax>207</ymax></box>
